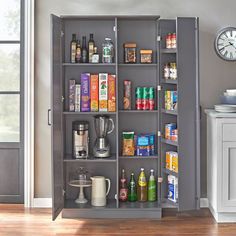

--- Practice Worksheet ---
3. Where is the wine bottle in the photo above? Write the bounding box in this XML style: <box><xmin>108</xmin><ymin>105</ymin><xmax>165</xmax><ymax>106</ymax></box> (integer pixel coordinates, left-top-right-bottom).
<box><xmin>70</xmin><ymin>34</ymin><xmax>77</xmax><ymax>63</ymax></box>
<box><xmin>81</xmin><ymin>36</ymin><xmax>88</xmax><ymax>63</ymax></box>
<box><xmin>88</xmin><ymin>33</ymin><xmax>95</xmax><ymax>63</ymax></box>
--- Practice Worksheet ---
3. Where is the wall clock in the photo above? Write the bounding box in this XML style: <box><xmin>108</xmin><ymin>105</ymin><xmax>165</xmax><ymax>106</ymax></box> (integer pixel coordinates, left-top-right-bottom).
<box><xmin>215</xmin><ymin>27</ymin><xmax>236</xmax><ymax>61</ymax></box>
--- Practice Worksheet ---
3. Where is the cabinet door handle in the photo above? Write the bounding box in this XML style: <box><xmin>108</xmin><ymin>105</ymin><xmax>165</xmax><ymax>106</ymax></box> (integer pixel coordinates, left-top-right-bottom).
<box><xmin>48</xmin><ymin>109</ymin><xmax>51</xmax><ymax>126</ymax></box>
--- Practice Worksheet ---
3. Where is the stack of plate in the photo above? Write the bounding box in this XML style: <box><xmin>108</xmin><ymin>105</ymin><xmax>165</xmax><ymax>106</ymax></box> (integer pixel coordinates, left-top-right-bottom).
<box><xmin>215</xmin><ymin>104</ymin><xmax>236</xmax><ymax>113</ymax></box>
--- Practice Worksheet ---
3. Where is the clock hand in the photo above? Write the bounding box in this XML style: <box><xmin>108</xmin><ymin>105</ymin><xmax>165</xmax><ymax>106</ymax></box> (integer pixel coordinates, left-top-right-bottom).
<box><xmin>229</xmin><ymin>42</ymin><xmax>236</xmax><ymax>50</ymax></box>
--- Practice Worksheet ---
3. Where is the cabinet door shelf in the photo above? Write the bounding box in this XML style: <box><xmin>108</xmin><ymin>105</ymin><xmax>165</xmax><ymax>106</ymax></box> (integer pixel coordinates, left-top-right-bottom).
<box><xmin>161</xmin><ymin>109</ymin><xmax>178</xmax><ymax>115</ymax></box>
<box><xmin>62</xmin><ymin>63</ymin><xmax>116</xmax><ymax>67</ymax></box>
<box><xmin>118</xmin><ymin>63</ymin><xmax>158</xmax><ymax>67</ymax></box>
<box><xmin>119</xmin><ymin>155</ymin><xmax>158</xmax><ymax>159</ymax></box>
<box><xmin>119</xmin><ymin>110</ymin><xmax>158</xmax><ymax>113</ymax></box>
<box><xmin>63</xmin><ymin>111</ymin><xmax>117</xmax><ymax>115</ymax></box>
<box><xmin>161</xmin><ymin>48</ymin><xmax>177</xmax><ymax>54</ymax></box>
<box><xmin>162</xmin><ymin>167</ymin><xmax>178</xmax><ymax>177</ymax></box>
<box><xmin>161</xmin><ymin>79</ymin><xmax>178</xmax><ymax>85</ymax></box>
<box><xmin>161</xmin><ymin>138</ymin><xmax>178</xmax><ymax>146</ymax></box>
<box><xmin>119</xmin><ymin>201</ymin><xmax>160</xmax><ymax>209</ymax></box>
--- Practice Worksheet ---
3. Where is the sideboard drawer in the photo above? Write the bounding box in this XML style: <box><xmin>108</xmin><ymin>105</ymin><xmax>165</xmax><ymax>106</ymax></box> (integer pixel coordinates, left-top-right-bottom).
<box><xmin>223</xmin><ymin>124</ymin><xmax>236</xmax><ymax>141</ymax></box>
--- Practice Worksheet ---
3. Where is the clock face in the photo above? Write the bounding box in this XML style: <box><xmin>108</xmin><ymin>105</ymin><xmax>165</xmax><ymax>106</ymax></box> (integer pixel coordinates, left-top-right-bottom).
<box><xmin>215</xmin><ymin>27</ymin><xmax>236</xmax><ymax>61</ymax></box>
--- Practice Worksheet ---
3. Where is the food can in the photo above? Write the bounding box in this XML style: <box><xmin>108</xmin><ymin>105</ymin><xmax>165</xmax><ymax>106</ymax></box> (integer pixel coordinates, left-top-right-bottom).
<box><xmin>171</xmin><ymin>33</ymin><xmax>177</xmax><ymax>48</ymax></box>
<box><xmin>148</xmin><ymin>87</ymin><xmax>155</xmax><ymax>110</ymax></box>
<box><xmin>166</xmin><ymin>33</ymin><xmax>172</xmax><ymax>49</ymax></box>
<box><xmin>142</xmin><ymin>87</ymin><xmax>149</xmax><ymax>110</ymax></box>
<box><xmin>135</xmin><ymin>87</ymin><xmax>143</xmax><ymax>110</ymax></box>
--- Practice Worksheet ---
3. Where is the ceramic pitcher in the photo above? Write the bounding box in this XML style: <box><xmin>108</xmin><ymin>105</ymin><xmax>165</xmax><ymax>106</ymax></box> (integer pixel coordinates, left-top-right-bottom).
<box><xmin>91</xmin><ymin>176</ymin><xmax>111</xmax><ymax>206</ymax></box>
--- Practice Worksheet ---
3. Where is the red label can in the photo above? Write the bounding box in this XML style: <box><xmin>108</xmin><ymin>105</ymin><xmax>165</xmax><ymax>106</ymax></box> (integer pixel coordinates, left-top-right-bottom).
<box><xmin>136</xmin><ymin>98</ymin><xmax>143</xmax><ymax>110</ymax></box>
<box><xmin>142</xmin><ymin>99</ymin><xmax>149</xmax><ymax>110</ymax></box>
<box><xmin>149</xmin><ymin>99</ymin><xmax>155</xmax><ymax>110</ymax></box>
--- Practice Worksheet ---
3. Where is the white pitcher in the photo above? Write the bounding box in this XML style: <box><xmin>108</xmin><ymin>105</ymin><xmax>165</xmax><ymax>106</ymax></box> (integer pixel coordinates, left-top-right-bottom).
<box><xmin>90</xmin><ymin>176</ymin><xmax>111</xmax><ymax>206</ymax></box>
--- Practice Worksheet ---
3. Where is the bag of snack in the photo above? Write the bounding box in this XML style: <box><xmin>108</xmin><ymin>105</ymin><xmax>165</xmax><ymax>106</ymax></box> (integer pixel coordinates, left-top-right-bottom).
<box><xmin>122</xmin><ymin>132</ymin><xmax>135</xmax><ymax>156</ymax></box>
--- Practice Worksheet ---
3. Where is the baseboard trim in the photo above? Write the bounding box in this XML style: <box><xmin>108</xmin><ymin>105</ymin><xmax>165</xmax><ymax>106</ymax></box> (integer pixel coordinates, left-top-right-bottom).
<box><xmin>200</xmin><ymin>198</ymin><xmax>209</xmax><ymax>208</ymax></box>
<box><xmin>33</xmin><ymin>198</ymin><xmax>52</xmax><ymax>208</ymax></box>
<box><xmin>32</xmin><ymin>197</ymin><xmax>209</xmax><ymax>209</ymax></box>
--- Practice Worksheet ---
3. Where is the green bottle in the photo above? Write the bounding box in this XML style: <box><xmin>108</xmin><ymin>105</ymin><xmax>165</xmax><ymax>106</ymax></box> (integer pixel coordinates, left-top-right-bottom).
<box><xmin>128</xmin><ymin>173</ymin><xmax>137</xmax><ymax>202</ymax></box>
<box><xmin>148</xmin><ymin>169</ymin><xmax>157</xmax><ymax>201</ymax></box>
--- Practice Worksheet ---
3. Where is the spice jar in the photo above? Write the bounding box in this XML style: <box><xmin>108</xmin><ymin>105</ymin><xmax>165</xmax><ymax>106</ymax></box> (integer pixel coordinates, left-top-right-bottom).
<box><xmin>124</xmin><ymin>43</ymin><xmax>137</xmax><ymax>63</ymax></box>
<box><xmin>166</xmin><ymin>33</ymin><xmax>172</xmax><ymax>49</ymax></box>
<box><xmin>140</xmin><ymin>50</ymin><xmax>153</xmax><ymax>63</ymax></box>
<box><xmin>170</xmin><ymin>63</ymin><xmax>177</xmax><ymax>80</ymax></box>
<box><xmin>171</xmin><ymin>33</ymin><xmax>176</xmax><ymax>48</ymax></box>
<box><xmin>164</xmin><ymin>63</ymin><xmax>170</xmax><ymax>79</ymax></box>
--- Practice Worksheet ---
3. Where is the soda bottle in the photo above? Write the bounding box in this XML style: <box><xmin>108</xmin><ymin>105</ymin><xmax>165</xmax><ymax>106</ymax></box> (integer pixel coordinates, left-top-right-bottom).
<box><xmin>128</xmin><ymin>173</ymin><xmax>137</xmax><ymax>202</ymax></box>
<box><xmin>148</xmin><ymin>169</ymin><xmax>157</xmax><ymax>201</ymax></box>
<box><xmin>119</xmin><ymin>169</ymin><xmax>128</xmax><ymax>202</ymax></box>
<box><xmin>137</xmin><ymin>168</ymin><xmax>147</xmax><ymax>202</ymax></box>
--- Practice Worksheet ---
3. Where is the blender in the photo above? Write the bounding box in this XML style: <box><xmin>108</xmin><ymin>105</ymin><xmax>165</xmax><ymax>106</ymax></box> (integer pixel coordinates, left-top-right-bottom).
<box><xmin>93</xmin><ymin>115</ymin><xmax>114</xmax><ymax>158</ymax></box>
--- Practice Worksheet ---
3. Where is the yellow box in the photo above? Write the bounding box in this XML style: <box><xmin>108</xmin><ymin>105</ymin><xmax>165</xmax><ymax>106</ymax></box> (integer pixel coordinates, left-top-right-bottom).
<box><xmin>166</xmin><ymin>151</ymin><xmax>172</xmax><ymax>170</ymax></box>
<box><xmin>172</xmin><ymin>152</ymin><xmax>178</xmax><ymax>173</ymax></box>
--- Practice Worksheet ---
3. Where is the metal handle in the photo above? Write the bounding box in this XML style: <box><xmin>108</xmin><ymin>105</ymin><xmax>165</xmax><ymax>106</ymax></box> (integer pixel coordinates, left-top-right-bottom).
<box><xmin>48</xmin><ymin>109</ymin><xmax>51</xmax><ymax>126</ymax></box>
<box><xmin>107</xmin><ymin>118</ymin><xmax>114</xmax><ymax>134</ymax></box>
<box><xmin>105</xmin><ymin>178</ymin><xmax>111</xmax><ymax>196</ymax></box>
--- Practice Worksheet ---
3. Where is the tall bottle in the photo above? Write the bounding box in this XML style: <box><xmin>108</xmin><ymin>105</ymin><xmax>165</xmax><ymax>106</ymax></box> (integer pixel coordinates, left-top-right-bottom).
<box><xmin>148</xmin><ymin>169</ymin><xmax>157</xmax><ymax>202</ymax></box>
<box><xmin>128</xmin><ymin>173</ymin><xmax>137</xmax><ymax>202</ymax></box>
<box><xmin>70</xmin><ymin>34</ymin><xmax>77</xmax><ymax>63</ymax></box>
<box><xmin>137</xmin><ymin>168</ymin><xmax>147</xmax><ymax>202</ymax></box>
<box><xmin>75</xmin><ymin>40</ymin><xmax>81</xmax><ymax>63</ymax></box>
<box><xmin>88</xmin><ymin>33</ymin><xmax>95</xmax><ymax>63</ymax></box>
<box><xmin>81</xmin><ymin>36</ymin><xmax>88</xmax><ymax>63</ymax></box>
<box><xmin>119</xmin><ymin>169</ymin><xmax>128</xmax><ymax>202</ymax></box>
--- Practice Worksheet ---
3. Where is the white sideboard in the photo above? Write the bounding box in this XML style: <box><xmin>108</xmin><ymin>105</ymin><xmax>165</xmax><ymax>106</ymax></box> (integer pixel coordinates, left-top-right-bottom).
<box><xmin>206</xmin><ymin>109</ymin><xmax>236</xmax><ymax>222</ymax></box>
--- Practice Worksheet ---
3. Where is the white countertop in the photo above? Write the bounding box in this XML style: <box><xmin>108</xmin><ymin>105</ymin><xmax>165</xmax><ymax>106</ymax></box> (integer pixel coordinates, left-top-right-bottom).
<box><xmin>205</xmin><ymin>109</ymin><xmax>236</xmax><ymax>118</ymax></box>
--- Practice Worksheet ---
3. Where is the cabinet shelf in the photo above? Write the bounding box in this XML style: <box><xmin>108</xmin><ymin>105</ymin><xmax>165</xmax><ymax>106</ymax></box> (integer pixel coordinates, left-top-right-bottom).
<box><xmin>119</xmin><ymin>110</ymin><xmax>158</xmax><ymax>113</ymax></box>
<box><xmin>118</xmin><ymin>63</ymin><xmax>157</xmax><ymax>67</ymax></box>
<box><xmin>119</xmin><ymin>155</ymin><xmax>158</xmax><ymax>159</ymax></box>
<box><xmin>161</xmin><ymin>48</ymin><xmax>177</xmax><ymax>54</ymax></box>
<box><xmin>161</xmin><ymin>138</ymin><xmax>178</xmax><ymax>146</ymax></box>
<box><xmin>62</xmin><ymin>63</ymin><xmax>116</xmax><ymax>67</ymax></box>
<box><xmin>64</xmin><ymin>155</ymin><xmax>117</xmax><ymax>163</ymax></box>
<box><xmin>119</xmin><ymin>201</ymin><xmax>160</xmax><ymax>209</ymax></box>
<box><xmin>63</xmin><ymin>111</ymin><xmax>117</xmax><ymax>115</ymax></box>
<box><xmin>161</xmin><ymin>109</ymin><xmax>178</xmax><ymax>116</ymax></box>
<box><xmin>161</xmin><ymin>79</ymin><xmax>178</xmax><ymax>85</ymax></box>
<box><xmin>162</xmin><ymin>167</ymin><xmax>178</xmax><ymax>177</ymax></box>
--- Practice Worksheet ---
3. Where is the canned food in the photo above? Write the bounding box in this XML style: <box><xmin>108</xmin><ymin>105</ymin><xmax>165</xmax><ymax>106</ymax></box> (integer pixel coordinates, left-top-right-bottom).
<box><xmin>148</xmin><ymin>87</ymin><xmax>155</xmax><ymax>110</ymax></box>
<box><xmin>142</xmin><ymin>87</ymin><xmax>149</xmax><ymax>110</ymax></box>
<box><xmin>136</xmin><ymin>87</ymin><xmax>143</xmax><ymax>110</ymax></box>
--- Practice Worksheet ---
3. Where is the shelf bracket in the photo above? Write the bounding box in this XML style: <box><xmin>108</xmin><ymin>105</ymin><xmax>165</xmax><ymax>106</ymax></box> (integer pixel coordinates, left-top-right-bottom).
<box><xmin>157</xmin><ymin>85</ymin><xmax>161</xmax><ymax>91</ymax></box>
<box><xmin>60</xmin><ymin>31</ymin><xmax>64</xmax><ymax>37</ymax></box>
<box><xmin>113</xmin><ymin>26</ymin><xmax>116</xmax><ymax>32</ymax></box>
<box><xmin>157</xmin><ymin>36</ymin><xmax>161</xmax><ymax>41</ymax></box>
<box><xmin>157</xmin><ymin>131</ymin><xmax>161</xmax><ymax>137</ymax></box>
<box><xmin>158</xmin><ymin>177</ymin><xmax>163</xmax><ymax>183</ymax></box>
<box><xmin>61</xmin><ymin>96</ymin><xmax>65</xmax><ymax>103</ymax></box>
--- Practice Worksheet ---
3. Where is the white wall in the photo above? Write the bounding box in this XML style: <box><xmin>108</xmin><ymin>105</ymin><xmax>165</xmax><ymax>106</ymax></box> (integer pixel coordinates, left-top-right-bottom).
<box><xmin>35</xmin><ymin>0</ymin><xmax>236</xmax><ymax>197</ymax></box>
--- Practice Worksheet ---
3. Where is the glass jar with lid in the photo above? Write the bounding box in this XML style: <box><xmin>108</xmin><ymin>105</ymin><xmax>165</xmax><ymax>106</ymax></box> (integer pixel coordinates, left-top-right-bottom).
<box><xmin>124</xmin><ymin>43</ymin><xmax>137</xmax><ymax>63</ymax></box>
<box><xmin>102</xmin><ymin>38</ymin><xmax>114</xmax><ymax>63</ymax></box>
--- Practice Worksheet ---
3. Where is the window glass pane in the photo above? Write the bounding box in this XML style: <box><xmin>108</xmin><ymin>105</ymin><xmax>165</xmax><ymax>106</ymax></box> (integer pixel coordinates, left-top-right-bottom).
<box><xmin>0</xmin><ymin>94</ymin><xmax>19</xmax><ymax>142</ymax></box>
<box><xmin>0</xmin><ymin>0</ymin><xmax>20</xmax><ymax>40</ymax></box>
<box><xmin>0</xmin><ymin>44</ymin><xmax>20</xmax><ymax>91</ymax></box>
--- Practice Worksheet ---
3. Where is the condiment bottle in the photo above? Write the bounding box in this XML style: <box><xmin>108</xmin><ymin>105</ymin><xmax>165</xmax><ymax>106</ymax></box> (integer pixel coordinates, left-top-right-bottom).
<box><xmin>75</xmin><ymin>40</ymin><xmax>81</xmax><ymax>63</ymax></box>
<box><xmin>128</xmin><ymin>173</ymin><xmax>137</xmax><ymax>202</ymax></box>
<box><xmin>148</xmin><ymin>169</ymin><xmax>157</xmax><ymax>201</ymax></box>
<box><xmin>88</xmin><ymin>33</ymin><xmax>95</xmax><ymax>63</ymax></box>
<box><xmin>119</xmin><ymin>169</ymin><xmax>128</xmax><ymax>202</ymax></box>
<box><xmin>81</xmin><ymin>36</ymin><xmax>88</xmax><ymax>63</ymax></box>
<box><xmin>137</xmin><ymin>168</ymin><xmax>147</xmax><ymax>202</ymax></box>
<box><xmin>70</xmin><ymin>34</ymin><xmax>77</xmax><ymax>63</ymax></box>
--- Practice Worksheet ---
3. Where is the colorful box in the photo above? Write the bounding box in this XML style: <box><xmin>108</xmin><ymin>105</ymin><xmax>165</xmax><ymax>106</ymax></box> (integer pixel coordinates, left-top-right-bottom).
<box><xmin>90</xmin><ymin>74</ymin><xmax>99</xmax><ymax>112</ymax></box>
<box><xmin>75</xmin><ymin>84</ymin><xmax>81</xmax><ymax>112</ymax></box>
<box><xmin>81</xmin><ymin>73</ymin><xmax>90</xmax><ymax>112</ymax></box>
<box><xmin>69</xmin><ymin>79</ymin><xmax>76</xmax><ymax>112</ymax></box>
<box><xmin>166</xmin><ymin>151</ymin><xmax>173</xmax><ymax>170</ymax></box>
<box><xmin>172</xmin><ymin>152</ymin><xmax>178</xmax><ymax>173</ymax></box>
<box><xmin>165</xmin><ymin>90</ymin><xmax>178</xmax><ymax>110</ymax></box>
<box><xmin>165</xmin><ymin>123</ymin><xmax>177</xmax><ymax>140</ymax></box>
<box><xmin>108</xmin><ymin>74</ymin><xmax>116</xmax><ymax>112</ymax></box>
<box><xmin>99</xmin><ymin>73</ymin><xmax>108</xmax><ymax>111</ymax></box>
<box><xmin>168</xmin><ymin>175</ymin><xmax>178</xmax><ymax>203</ymax></box>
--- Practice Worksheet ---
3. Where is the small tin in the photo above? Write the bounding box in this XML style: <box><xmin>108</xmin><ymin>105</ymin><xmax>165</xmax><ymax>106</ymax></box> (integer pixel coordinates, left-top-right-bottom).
<box><xmin>124</xmin><ymin>43</ymin><xmax>137</xmax><ymax>63</ymax></box>
<box><xmin>140</xmin><ymin>50</ymin><xmax>153</xmax><ymax>63</ymax></box>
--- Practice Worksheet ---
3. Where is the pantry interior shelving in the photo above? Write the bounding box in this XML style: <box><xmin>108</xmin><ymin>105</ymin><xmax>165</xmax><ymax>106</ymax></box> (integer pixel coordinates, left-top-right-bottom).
<box><xmin>51</xmin><ymin>15</ymin><xmax>200</xmax><ymax>220</ymax></box>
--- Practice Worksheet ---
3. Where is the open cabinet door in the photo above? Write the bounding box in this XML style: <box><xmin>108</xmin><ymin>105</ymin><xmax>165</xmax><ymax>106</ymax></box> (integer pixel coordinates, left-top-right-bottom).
<box><xmin>51</xmin><ymin>14</ymin><xmax>64</xmax><ymax>220</ymax></box>
<box><xmin>177</xmin><ymin>17</ymin><xmax>200</xmax><ymax>211</ymax></box>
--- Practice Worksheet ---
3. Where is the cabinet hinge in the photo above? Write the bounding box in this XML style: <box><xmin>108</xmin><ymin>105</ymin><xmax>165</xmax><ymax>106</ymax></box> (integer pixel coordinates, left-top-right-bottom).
<box><xmin>157</xmin><ymin>131</ymin><xmax>161</xmax><ymax>137</ymax></box>
<box><xmin>61</xmin><ymin>31</ymin><xmax>64</xmax><ymax>37</ymax></box>
<box><xmin>113</xmin><ymin>26</ymin><xmax>116</xmax><ymax>32</ymax></box>
<box><xmin>114</xmin><ymin>194</ymin><xmax>117</xmax><ymax>200</ymax></box>
<box><xmin>158</xmin><ymin>177</ymin><xmax>163</xmax><ymax>183</ymax></box>
<box><xmin>157</xmin><ymin>35</ymin><xmax>161</xmax><ymax>41</ymax></box>
<box><xmin>62</xmin><ymin>189</ymin><xmax>65</xmax><ymax>196</ymax></box>
<box><xmin>157</xmin><ymin>85</ymin><xmax>162</xmax><ymax>91</ymax></box>
<box><xmin>61</xmin><ymin>96</ymin><xmax>65</xmax><ymax>103</ymax></box>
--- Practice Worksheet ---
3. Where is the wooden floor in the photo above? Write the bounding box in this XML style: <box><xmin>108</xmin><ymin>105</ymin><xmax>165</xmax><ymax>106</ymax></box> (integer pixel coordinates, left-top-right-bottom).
<box><xmin>0</xmin><ymin>205</ymin><xmax>236</xmax><ymax>235</ymax></box>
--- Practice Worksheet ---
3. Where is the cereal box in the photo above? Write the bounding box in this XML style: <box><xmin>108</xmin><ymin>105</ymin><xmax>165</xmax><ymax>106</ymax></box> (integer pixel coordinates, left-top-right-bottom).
<box><xmin>165</xmin><ymin>90</ymin><xmax>178</xmax><ymax>110</ymax></box>
<box><xmin>69</xmin><ymin>79</ymin><xmax>76</xmax><ymax>112</ymax></box>
<box><xmin>165</xmin><ymin>123</ymin><xmax>177</xmax><ymax>140</ymax></box>
<box><xmin>81</xmin><ymin>73</ymin><xmax>90</xmax><ymax>112</ymax></box>
<box><xmin>108</xmin><ymin>74</ymin><xmax>116</xmax><ymax>112</ymax></box>
<box><xmin>75</xmin><ymin>84</ymin><xmax>81</xmax><ymax>112</ymax></box>
<box><xmin>99</xmin><ymin>73</ymin><xmax>108</xmax><ymax>111</ymax></box>
<box><xmin>166</xmin><ymin>151</ymin><xmax>173</xmax><ymax>170</ymax></box>
<box><xmin>172</xmin><ymin>152</ymin><xmax>178</xmax><ymax>173</ymax></box>
<box><xmin>90</xmin><ymin>74</ymin><xmax>99</xmax><ymax>112</ymax></box>
<box><xmin>168</xmin><ymin>175</ymin><xmax>178</xmax><ymax>203</ymax></box>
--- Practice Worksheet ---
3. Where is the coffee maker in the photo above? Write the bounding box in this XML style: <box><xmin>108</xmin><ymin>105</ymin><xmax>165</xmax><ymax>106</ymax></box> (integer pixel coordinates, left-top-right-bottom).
<box><xmin>72</xmin><ymin>121</ymin><xmax>89</xmax><ymax>159</ymax></box>
<box><xmin>93</xmin><ymin>115</ymin><xmax>114</xmax><ymax>158</ymax></box>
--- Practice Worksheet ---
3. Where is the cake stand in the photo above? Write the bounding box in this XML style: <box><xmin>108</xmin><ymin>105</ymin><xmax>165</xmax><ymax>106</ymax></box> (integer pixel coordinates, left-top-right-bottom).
<box><xmin>69</xmin><ymin>180</ymin><xmax>92</xmax><ymax>204</ymax></box>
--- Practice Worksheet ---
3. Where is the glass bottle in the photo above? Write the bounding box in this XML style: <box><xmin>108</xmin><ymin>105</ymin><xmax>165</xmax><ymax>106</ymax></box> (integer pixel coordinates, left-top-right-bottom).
<box><xmin>81</xmin><ymin>36</ymin><xmax>88</xmax><ymax>63</ymax></box>
<box><xmin>137</xmin><ymin>168</ymin><xmax>147</xmax><ymax>202</ymax></box>
<box><xmin>148</xmin><ymin>169</ymin><xmax>157</xmax><ymax>202</ymax></box>
<box><xmin>70</xmin><ymin>34</ymin><xmax>77</xmax><ymax>63</ymax></box>
<box><xmin>119</xmin><ymin>169</ymin><xmax>128</xmax><ymax>202</ymax></box>
<box><xmin>88</xmin><ymin>33</ymin><xmax>95</xmax><ymax>63</ymax></box>
<box><xmin>91</xmin><ymin>47</ymin><xmax>99</xmax><ymax>63</ymax></box>
<box><xmin>102</xmin><ymin>38</ymin><xmax>114</xmax><ymax>63</ymax></box>
<box><xmin>75</xmin><ymin>40</ymin><xmax>81</xmax><ymax>63</ymax></box>
<box><xmin>128</xmin><ymin>173</ymin><xmax>137</xmax><ymax>202</ymax></box>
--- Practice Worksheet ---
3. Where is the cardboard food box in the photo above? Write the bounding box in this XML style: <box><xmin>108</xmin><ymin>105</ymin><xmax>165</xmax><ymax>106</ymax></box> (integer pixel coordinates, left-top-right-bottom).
<box><xmin>81</xmin><ymin>73</ymin><xmax>90</xmax><ymax>112</ymax></box>
<box><xmin>90</xmin><ymin>74</ymin><xmax>99</xmax><ymax>112</ymax></box>
<box><xmin>166</xmin><ymin>151</ymin><xmax>172</xmax><ymax>170</ymax></box>
<box><xmin>172</xmin><ymin>152</ymin><xmax>178</xmax><ymax>173</ymax></box>
<box><xmin>99</xmin><ymin>73</ymin><xmax>108</xmax><ymax>111</ymax></box>
<box><xmin>69</xmin><ymin>79</ymin><xmax>76</xmax><ymax>112</ymax></box>
<box><xmin>108</xmin><ymin>74</ymin><xmax>116</xmax><ymax>112</ymax></box>
<box><xmin>75</xmin><ymin>84</ymin><xmax>81</xmax><ymax>112</ymax></box>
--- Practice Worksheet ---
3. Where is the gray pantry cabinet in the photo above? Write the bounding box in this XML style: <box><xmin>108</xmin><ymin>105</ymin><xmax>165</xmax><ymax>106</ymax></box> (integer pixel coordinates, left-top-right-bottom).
<box><xmin>50</xmin><ymin>15</ymin><xmax>200</xmax><ymax>220</ymax></box>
